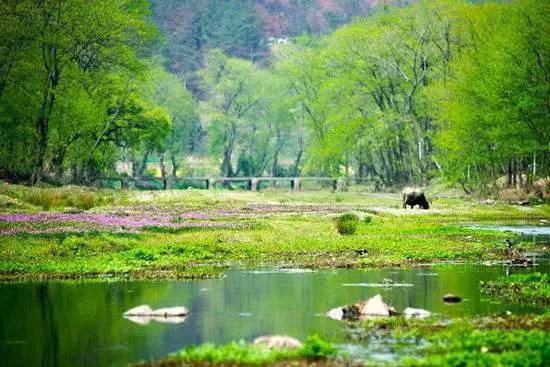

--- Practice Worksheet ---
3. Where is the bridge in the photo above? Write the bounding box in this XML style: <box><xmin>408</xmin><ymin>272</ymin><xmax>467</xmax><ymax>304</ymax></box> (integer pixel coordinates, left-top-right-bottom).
<box><xmin>94</xmin><ymin>176</ymin><xmax>360</xmax><ymax>191</ymax></box>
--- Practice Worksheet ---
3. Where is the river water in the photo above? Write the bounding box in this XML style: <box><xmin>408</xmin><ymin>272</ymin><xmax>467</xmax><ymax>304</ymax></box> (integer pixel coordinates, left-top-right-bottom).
<box><xmin>1</xmin><ymin>261</ymin><xmax>548</xmax><ymax>367</ymax></box>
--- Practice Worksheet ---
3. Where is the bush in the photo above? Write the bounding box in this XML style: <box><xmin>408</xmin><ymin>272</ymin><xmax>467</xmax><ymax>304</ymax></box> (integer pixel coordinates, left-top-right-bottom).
<box><xmin>298</xmin><ymin>335</ymin><xmax>338</xmax><ymax>360</ymax></box>
<box><xmin>363</xmin><ymin>215</ymin><xmax>373</xmax><ymax>224</ymax></box>
<box><xmin>335</xmin><ymin>213</ymin><xmax>359</xmax><ymax>235</ymax></box>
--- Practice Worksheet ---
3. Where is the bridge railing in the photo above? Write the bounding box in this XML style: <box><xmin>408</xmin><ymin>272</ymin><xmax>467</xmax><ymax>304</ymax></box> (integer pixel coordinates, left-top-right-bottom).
<box><xmin>94</xmin><ymin>176</ymin><xmax>360</xmax><ymax>191</ymax></box>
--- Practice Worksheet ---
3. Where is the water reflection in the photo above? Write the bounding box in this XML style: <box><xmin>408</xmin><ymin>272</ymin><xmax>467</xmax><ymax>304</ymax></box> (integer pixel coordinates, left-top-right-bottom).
<box><xmin>0</xmin><ymin>264</ymin><xmax>546</xmax><ymax>367</ymax></box>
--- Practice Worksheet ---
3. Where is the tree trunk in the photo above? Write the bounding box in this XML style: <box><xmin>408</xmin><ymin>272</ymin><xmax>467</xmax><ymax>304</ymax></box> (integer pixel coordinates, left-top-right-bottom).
<box><xmin>221</xmin><ymin>122</ymin><xmax>237</xmax><ymax>177</ymax></box>
<box><xmin>32</xmin><ymin>72</ymin><xmax>59</xmax><ymax>184</ymax></box>
<box><xmin>171</xmin><ymin>155</ymin><xmax>179</xmax><ymax>178</ymax></box>
<box><xmin>159</xmin><ymin>152</ymin><xmax>167</xmax><ymax>190</ymax></box>
<box><xmin>136</xmin><ymin>149</ymin><xmax>151</xmax><ymax>178</ymax></box>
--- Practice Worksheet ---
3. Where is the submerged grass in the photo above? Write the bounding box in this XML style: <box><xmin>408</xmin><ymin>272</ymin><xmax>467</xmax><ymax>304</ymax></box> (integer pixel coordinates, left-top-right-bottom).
<box><xmin>480</xmin><ymin>273</ymin><xmax>550</xmax><ymax>306</ymax></box>
<box><xmin>357</xmin><ymin>314</ymin><xmax>550</xmax><ymax>367</ymax></box>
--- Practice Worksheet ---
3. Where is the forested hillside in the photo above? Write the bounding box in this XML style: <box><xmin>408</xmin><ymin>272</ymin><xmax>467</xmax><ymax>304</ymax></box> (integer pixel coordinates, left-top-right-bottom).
<box><xmin>0</xmin><ymin>0</ymin><xmax>547</xmax><ymax>194</ymax></box>
<box><xmin>149</xmin><ymin>0</ymin><xmax>412</xmax><ymax>92</ymax></box>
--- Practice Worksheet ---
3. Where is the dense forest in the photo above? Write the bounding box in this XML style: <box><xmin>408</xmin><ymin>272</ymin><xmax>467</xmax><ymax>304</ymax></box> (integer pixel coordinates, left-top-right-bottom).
<box><xmin>0</xmin><ymin>0</ymin><xmax>548</xmax><ymax>193</ymax></box>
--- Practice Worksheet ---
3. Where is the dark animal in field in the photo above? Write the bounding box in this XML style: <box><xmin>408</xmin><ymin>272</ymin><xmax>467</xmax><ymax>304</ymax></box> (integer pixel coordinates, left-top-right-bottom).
<box><xmin>402</xmin><ymin>187</ymin><xmax>429</xmax><ymax>209</ymax></box>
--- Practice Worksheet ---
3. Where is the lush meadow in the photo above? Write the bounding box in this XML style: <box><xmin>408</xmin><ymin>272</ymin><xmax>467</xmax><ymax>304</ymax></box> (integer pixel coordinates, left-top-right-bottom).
<box><xmin>1</xmin><ymin>185</ymin><xmax>548</xmax><ymax>280</ymax></box>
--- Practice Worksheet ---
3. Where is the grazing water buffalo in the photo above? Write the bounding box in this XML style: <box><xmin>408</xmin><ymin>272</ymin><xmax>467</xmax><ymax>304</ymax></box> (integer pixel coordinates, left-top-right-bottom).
<box><xmin>402</xmin><ymin>187</ymin><xmax>429</xmax><ymax>209</ymax></box>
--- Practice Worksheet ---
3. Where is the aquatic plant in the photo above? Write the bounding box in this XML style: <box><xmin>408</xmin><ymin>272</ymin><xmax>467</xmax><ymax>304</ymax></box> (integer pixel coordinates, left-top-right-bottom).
<box><xmin>480</xmin><ymin>273</ymin><xmax>550</xmax><ymax>306</ymax></box>
<box><xmin>358</xmin><ymin>314</ymin><xmax>550</xmax><ymax>367</ymax></box>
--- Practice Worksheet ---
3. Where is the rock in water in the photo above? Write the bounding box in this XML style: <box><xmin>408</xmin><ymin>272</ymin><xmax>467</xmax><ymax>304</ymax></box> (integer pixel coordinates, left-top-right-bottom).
<box><xmin>124</xmin><ymin>305</ymin><xmax>154</xmax><ymax>316</ymax></box>
<box><xmin>253</xmin><ymin>335</ymin><xmax>303</xmax><ymax>349</ymax></box>
<box><xmin>151</xmin><ymin>306</ymin><xmax>189</xmax><ymax>317</ymax></box>
<box><xmin>443</xmin><ymin>294</ymin><xmax>462</xmax><ymax>303</ymax></box>
<box><xmin>403</xmin><ymin>307</ymin><xmax>431</xmax><ymax>318</ymax></box>
<box><xmin>359</xmin><ymin>294</ymin><xmax>396</xmax><ymax>316</ymax></box>
<box><xmin>326</xmin><ymin>307</ymin><xmax>344</xmax><ymax>321</ymax></box>
<box><xmin>124</xmin><ymin>305</ymin><xmax>189</xmax><ymax>317</ymax></box>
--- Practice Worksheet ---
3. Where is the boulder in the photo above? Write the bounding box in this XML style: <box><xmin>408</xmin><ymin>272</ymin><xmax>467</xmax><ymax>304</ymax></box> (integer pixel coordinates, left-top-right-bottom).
<box><xmin>359</xmin><ymin>294</ymin><xmax>396</xmax><ymax>316</ymax></box>
<box><xmin>124</xmin><ymin>305</ymin><xmax>189</xmax><ymax>317</ymax></box>
<box><xmin>124</xmin><ymin>305</ymin><xmax>154</xmax><ymax>316</ymax></box>
<box><xmin>254</xmin><ymin>335</ymin><xmax>302</xmax><ymax>349</ymax></box>
<box><xmin>124</xmin><ymin>315</ymin><xmax>187</xmax><ymax>325</ymax></box>
<box><xmin>151</xmin><ymin>306</ymin><xmax>189</xmax><ymax>317</ymax></box>
<box><xmin>403</xmin><ymin>307</ymin><xmax>431</xmax><ymax>318</ymax></box>
<box><xmin>329</xmin><ymin>294</ymin><xmax>396</xmax><ymax>321</ymax></box>
<box><xmin>443</xmin><ymin>294</ymin><xmax>462</xmax><ymax>303</ymax></box>
<box><xmin>326</xmin><ymin>307</ymin><xmax>344</xmax><ymax>321</ymax></box>
<box><xmin>151</xmin><ymin>316</ymin><xmax>187</xmax><ymax>324</ymax></box>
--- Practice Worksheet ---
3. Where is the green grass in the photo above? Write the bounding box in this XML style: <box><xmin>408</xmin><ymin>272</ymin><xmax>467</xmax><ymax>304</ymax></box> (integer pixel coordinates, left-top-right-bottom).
<box><xmin>480</xmin><ymin>273</ymin><xmax>550</xmax><ymax>306</ymax></box>
<box><xmin>134</xmin><ymin>335</ymin><xmax>338</xmax><ymax>367</ymax></box>
<box><xmin>357</xmin><ymin>314</ymin><xmax>550</xmax><ymax>367</ymax></box>
<box><xmin>0</xmin><ymin>185</ymin><xmax>548</xmax><ymax>280</ymax></box>
<box><xmin>0</xmin><ymin>184</ymin><xmax>117</xmax><ymax>211</ymax></box>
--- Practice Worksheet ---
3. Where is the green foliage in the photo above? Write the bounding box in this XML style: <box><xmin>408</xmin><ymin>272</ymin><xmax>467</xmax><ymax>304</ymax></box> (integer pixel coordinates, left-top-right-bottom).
<box><xmin>166</xmin><ymin>335</ymin><xmax>337</xmax><ymax>365</ymax></box>
<box><xmin>480</xmin><ymin>273</ymin><xmax>550</xmax><ymax>306</ymax></box>
<box><xmin>431</xmin><ymin>0</ymin><xmax>550</xmax><ymax>191</ymax></box>
<box><xmin>126</xmin><ymin>248</ymin><xmax>158</xmax><ymax>262</ymax></box>
<box><xmin>358</xmin><ymin>314</ymin><xmax>550</xmax><ymax>367</ymax></box>
<box><xmin>335</xmin><ymin>213</ymin><xmax>359</xmax><ymax>235</ymax></box>
<box><xmin>297</xmin><ymin>335</ymin><xmax>338</xmax><ymax>360</ymax></box>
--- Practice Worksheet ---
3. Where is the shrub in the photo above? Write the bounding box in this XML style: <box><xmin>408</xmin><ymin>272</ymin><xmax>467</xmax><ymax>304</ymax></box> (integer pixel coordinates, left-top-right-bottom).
<box><xmin>298</xmin><ymin>335</ymin><xmax>338</xmax><ymax>360</ymax></box>
<box><xmin>363</xmin><ymin>215</ymin><xmax>373</xmax><ymax>224</ymax></box>
<box><xmin>335</xmin><ymin>213</ymin><xmax>359</xmax><ymax>235</ymax></box>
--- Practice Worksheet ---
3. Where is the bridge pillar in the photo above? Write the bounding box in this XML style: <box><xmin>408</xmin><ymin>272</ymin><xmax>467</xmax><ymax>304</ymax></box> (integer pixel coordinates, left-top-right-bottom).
<box><xmin>250</xmin><ymin>178</ymin><xmax>259</xmax><ymax>191</ymax></box>
<box><xmin>336</xmin><ymin>178</ymin><xmax>347</xmax><ymax>192</ymax></box>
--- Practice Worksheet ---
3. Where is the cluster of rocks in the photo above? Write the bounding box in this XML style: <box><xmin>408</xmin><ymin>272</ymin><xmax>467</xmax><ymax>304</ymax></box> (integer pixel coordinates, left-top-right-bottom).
<box><xmin>327</xmin><ymin>293</ymin><xmax>463</xmax><ymax>321</ymax></box>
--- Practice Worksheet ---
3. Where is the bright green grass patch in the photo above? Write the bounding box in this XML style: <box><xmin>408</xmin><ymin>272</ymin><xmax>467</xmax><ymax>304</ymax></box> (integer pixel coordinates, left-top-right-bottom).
<box><xmin>0</xmin><ymin>187</ymin><xmax>548</xmax><ymax>279</ymax></box>
<box><xmin>0</xmin><ymin>184</ymin><xmax>117</xmax><ymax>211</ymax></box>
<box><xmin>0</xmin><ymin>212</ymin><xmax>537</xmax><ymax>279</ymax></box>
<box><xmin>357</xmin><ymin>315</ymin><xmax>550</xmax><ymax>367</ymax></box>
<box><xmin>135</xmin><ymin>335</ymin><xmax>337</xmax><ymax>366</ymax></box>
<box><xmin>480</xmin><ymin>273</ymin><xmax>550</xmax><ymax>306</ymax></box>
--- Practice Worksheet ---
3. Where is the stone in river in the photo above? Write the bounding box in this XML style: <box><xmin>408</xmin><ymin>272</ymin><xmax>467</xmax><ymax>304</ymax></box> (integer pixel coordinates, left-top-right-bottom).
<box><xmin>151</xmin><ymin>306</ymin><xmax>189</xmax><ymax>317</ymax></box>
<box><xmin>359</xmin><ymin>294</ymin><xmax>396</xmax><ymax>316</ymax></box>
<box><xmin>403</xmin><ymin>307</ymin><xmax>431</xmax><ymax>318</ymax></box>
<box><xmin>123</xmin><ymin>305</ymin><xmax>189</xmax><ymax>317</ymax></box>
<box><xmin>327</xmin><ymin>307</ymin><xmax>344</xmax><ymax>320</ymax></box>
<box><xmin>443</xmin><ymin>294</ymin><xmax>462</xmax><ymax>303</ymax></box>
<box><xmin>124</xmin><ymin>305</ymin><xmax>154</xmax><ymax>316</ymax></box>
<box><xmin>254</xmin><ymin>335</ymin><xmax>303</xmax><ymax>349</ymax></box>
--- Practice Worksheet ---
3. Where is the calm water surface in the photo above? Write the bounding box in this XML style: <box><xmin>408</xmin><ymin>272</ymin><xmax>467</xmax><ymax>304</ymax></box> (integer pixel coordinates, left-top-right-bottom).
<box><xmin>1</xmin><ymin>262</ymin><xmax>549</xmax><ymax>367</ymax></box>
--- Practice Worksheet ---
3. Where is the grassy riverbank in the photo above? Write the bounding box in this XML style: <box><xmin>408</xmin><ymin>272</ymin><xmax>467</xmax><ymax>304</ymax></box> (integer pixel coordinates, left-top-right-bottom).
<box><xmin>0</xmin><ymin>185</ymin><xmax>548</xmax><ymax>280</ymax></box>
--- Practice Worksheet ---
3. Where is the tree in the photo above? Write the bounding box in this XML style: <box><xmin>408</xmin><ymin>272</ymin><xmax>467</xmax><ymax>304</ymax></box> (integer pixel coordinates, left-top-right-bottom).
<box><xmin>432</xmin><ymin>0</ymin><xmax>550</xmax><ymax>191</ymax></box>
